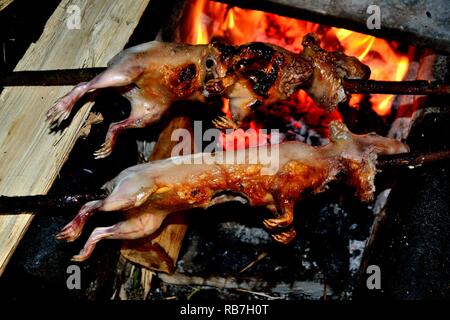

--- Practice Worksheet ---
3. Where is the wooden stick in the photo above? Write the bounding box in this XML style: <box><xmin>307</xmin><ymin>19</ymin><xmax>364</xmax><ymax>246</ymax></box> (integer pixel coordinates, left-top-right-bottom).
<box><xmin>157</xmin><ymin>272</ymin><xmax>330</xmax><ymax>299</ymax></box>
<box><xmin>0</xmin><ymin>68</ymin><xmax>106</xmax><ymax>86</ymax></box>
<box><xmin>343</xmin><ymin>79</ymin><xmax>450</xmax><ymax>95</ymax></box>
<box><xmin>0</xmin><ymin>149</ymin><xmax>448</xmax><ymax>215</ymax></box>
<box><xmin>376</xmin><ymin>149</ymin><xmax>450</xmax><ymax>170</ymax></box>
<box><xmin>2</xmin><ymin>68</ymin><xmax>450</xmax><ymax>96</ymax></box>
<box><xmin>0</xmin><ymin>190</ymin><xmax>107</xmax><ymax>213</ymax></box>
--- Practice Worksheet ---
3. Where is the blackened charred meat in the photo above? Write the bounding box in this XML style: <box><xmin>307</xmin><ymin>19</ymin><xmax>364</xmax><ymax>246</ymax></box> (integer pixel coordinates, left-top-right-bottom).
<box><xmin>168</xmin><ymin>63</ymin><xmax>198</xmax><ymax>97</ymax></box>
<box><xmin>207</xmin><ymin>41</ymin><xmax>314</xmax><ymax>126</ymax></box>
<box><xmin>206</xmin><ymin>34</ymin><xmax>369</xmax><ymax>125</ymax></box>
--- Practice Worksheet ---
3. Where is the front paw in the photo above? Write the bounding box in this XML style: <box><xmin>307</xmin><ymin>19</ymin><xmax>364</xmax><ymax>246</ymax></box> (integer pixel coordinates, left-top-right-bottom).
<box><xmin>212</xmin><ymin>116</ymin><xmax>238</xmax><ymax>130</ymax></box>
<box><xmin>203</xmin><ymin>79</ymin><xmax>226</xmax><ymax>97</ymax></box>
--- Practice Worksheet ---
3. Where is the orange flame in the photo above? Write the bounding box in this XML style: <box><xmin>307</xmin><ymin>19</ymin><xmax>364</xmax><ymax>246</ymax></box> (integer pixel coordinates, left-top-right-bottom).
<box><xmin>181</xmin><ymin>0</ymin><xmax>411</xmax><ymax>118</ymax></box>
<box><xmin>334</xmin><ymin>28</ymin><xmax>410</xmax><ymax>115</ymax></box>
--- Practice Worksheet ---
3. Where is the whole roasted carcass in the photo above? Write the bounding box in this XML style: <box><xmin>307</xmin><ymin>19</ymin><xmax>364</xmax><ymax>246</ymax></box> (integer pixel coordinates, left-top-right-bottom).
<box><xmin>46</xmin><ymin>34</ymin><xmax>370</xmax><ymax>158</ymax></box>
<box><xmin>56</xmin><ymin>121</ymin><xmax>408</xmax><ymax>261</ymax></box>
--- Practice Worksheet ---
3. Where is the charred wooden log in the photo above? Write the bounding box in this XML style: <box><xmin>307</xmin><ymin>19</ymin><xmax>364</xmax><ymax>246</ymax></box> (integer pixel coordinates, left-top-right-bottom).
<box><xmin>355</xmin><ymin>100</ymin><xmax>450</xmax><ymax>299</ymax></box>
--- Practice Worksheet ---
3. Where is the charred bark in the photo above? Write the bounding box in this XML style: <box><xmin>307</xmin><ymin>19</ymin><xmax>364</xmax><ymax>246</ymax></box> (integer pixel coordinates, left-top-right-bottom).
<box><xmin>355</xmin><ymin>100</ymin><xmax>450</xmax><ymax>299</ymax></box>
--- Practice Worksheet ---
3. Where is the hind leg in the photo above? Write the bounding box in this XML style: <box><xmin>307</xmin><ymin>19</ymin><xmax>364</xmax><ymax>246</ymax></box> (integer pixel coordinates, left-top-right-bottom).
<box><xmin>56</xmin><ymin>200</ymin><xmax>103</xmax><ymax>242</ymax></box>
<box><xmin>71</xmin><ymin>212</ymin><xmax>166</xmax><ymax>262</ymax></box>
<box><xmin>56</xmin><ymin>184</ymin><xmax>156</xmax><ymax>242</ymax></box>
<box><xmin>46</xmin><ymin>64</ymin><xmax>144</xmax><ymax>126</ymax></box>
<box><xmin>93</xmin><ymin>117</ymin><xmax>139</xmax><ymax>159</ymax></box>
<box><xmin>93</xmin><ymin>96</ymin><xmax>168</xmax><ymax>158</ymax></box>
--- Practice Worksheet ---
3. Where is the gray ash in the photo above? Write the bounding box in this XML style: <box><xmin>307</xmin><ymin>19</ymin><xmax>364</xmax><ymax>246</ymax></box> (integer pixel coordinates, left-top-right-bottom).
<box><xmin>283</xmin><ymin>118</ymin><xmax>328</xmax><ymax>146</ymax></box>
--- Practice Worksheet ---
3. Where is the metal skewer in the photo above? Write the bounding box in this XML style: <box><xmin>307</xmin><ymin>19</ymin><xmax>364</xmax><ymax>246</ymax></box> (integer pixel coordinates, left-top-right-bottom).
<box><xmin>1</xmin><ymin>68</ymin><xmax>449</xmax><ymax>96</ymax></box>
<box><xmin>0</xmin><ymin>149</ymin><xmax>448</xmax><ymax>214</ymax></box>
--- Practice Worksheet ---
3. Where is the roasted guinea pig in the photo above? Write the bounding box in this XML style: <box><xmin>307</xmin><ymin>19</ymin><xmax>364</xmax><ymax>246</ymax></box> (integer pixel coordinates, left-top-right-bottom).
<box><xmin>46</xmin><ymin>42</ymin><xmax>215</xmax><ymax>159</ymax></box>
<box><xmin>204</xmin><ymin>33</ymin><xmax>370</xmax><ymax>122</ymax></box>
<box><xmin>56</xmin><ymin>121</ymin><xmax>408</xmax><ymax>262</ymax></box>
<box><xmin>203</xmin><ymin>41</ymin><xmax>313</xmax><ymax>125</ymax></box>
<box><xmin>46</xmin><ymin>34</ymin><xmax>370</xmax><ymax>158</ymax></box>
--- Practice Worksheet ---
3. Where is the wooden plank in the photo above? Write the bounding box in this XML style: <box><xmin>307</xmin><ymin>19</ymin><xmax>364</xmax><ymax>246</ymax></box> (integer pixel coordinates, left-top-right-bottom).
<box><xmin>121</xmin><ymin>115</ymin><xmax>193</xmax><ymax>273</ymax></box>
<box><xmin>0</xmin><ymin>0</ymin><xmax>14</xmax><ymax>12</ymax></box>
<box><xmin>0</xmin><ymin>0</ymin><xmax>150</xmax><ymax>276</ymax></box>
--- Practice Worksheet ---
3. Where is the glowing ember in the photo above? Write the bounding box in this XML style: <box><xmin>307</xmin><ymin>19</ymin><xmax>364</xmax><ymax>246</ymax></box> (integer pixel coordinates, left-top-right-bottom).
<box><xmin>181</xmin><ymin>0</ymin><xmax>411</xmax><ymax>118</ymax></box>
<box><xmin>219</xmin><ymin>128</ymin><xmax>271</xmax><ymax>150</ymax></box>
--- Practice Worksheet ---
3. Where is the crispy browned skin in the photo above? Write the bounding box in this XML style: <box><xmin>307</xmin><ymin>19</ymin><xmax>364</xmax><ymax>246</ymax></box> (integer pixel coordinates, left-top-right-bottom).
<box><xmin>46</xmin><ymin>34</ymin><xmax>370</xmax><ymax>158</ymax></box>
<box><xmin>301</xmin><ymin>33</ymin><xmax>371</xmax><ymax>111</ymax></box>
<box><xmin>46</xmin><ymin>42</ymin><xmax>212</xmax><ymax>159</ymax></box>
<box><xmin>204</xmin><ymin>33</ymin><xmax>370</xmax><ymax>123</ymax></box>
<box><xmin>204</xmin><ymin>41</ymin><xmax>313</xmax><ymax>125</ymax></box>
<box><xmin>55</xmin><ymin>121</ymin><xmax>408</xmax><ymax>262</ymax></box>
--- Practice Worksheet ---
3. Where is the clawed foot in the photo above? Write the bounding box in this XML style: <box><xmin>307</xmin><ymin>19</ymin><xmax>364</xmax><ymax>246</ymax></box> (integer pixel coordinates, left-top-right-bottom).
<box><xmin>93</xmin><ymin>140</ymin><xmax>113</xmax><ymax>159</ymax></box>
<box><xmin>263</xmin><ymin>216</ymin><xmax>293</xmax><ymax>230</ymax></box>
<box><xmin>55</xmin><ymin>220</ymin><xmax>82</xmax><ymax>242</ymax></box>
<box><xmin>203</xmin><ymin>79</ymin><xmax>226</xmax><ymax>97</ymax></box>
<box><xmin>70</xmin><ymin>227</ymin><xmax>111</xmax><ymax>262</ymax></box>
<box><xmin>212</xmin><ymin>116</ymin><xmax>238</xmax><ymax>130</ymax></box>
<box><xmin>272</xmin><ymin>227</ymin><xmax>297</xmax><ymax>245</ymax></box>
<box><xmin>71</xmin><ymin>248</ymin><xmax>90</xmax><ymax>262</ymax></box>
<box><xmin>46</xmin><ymin>96</ymin><xmax>74</xmax><ymax>127</ymax></box>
